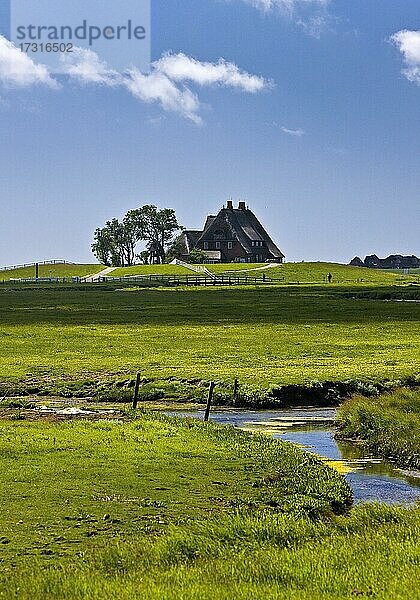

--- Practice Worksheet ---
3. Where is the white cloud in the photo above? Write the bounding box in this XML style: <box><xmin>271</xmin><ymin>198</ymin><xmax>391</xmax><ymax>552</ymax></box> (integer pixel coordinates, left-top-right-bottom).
<box><xmin>236</xmin><ymin>0</ymin><xmax>332</xmax><ymax>38</ymax></box>
<box><xmin>390</xmin><ymin>30</ymin><xmax>420</xmax><ymax>84</ymax></box>
<box><xmin>154</xmin><ymin>53</ymin><xmax>270</xmax><ymax>92</ymax></box>
<box><xmin>125</xmin><ymin>69</ymin><xmax>203</xmax><ymax>125</ymax></box>
<box><xmin>60</xmin><ymin>48</ymin><xmax>121</xmax><ymax>86</ymax></box>
<box><xmin>0</xmin><ymin>40</ymin><xmax>270</xmax><ymax>123</ymax></box>
<box><xmin>281</xmin><ymin>125</ymin><xmax>305</xmax><ymax>136</ymax></box>
<box><xmin>63</xmin><ymin>49</ymin><xmax>269</xmax><ymax>123</ymax></box>
<box><xmin>0</xmin><ymin>35</ymin><xmax>57</xmax><ymax>88</ymax></box>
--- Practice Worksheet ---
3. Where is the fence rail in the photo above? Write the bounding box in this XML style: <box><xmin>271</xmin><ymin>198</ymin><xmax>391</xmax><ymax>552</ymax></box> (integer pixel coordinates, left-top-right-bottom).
<box><xmin>0</xmin><ymin>274</ymin><xmax>288</xmax><ymax>286</ymax></box>
<box><xmin>1</xmin><ymin>273</ymin><xmax>411</xmax><ymax>286</ymax></box>
<box><xmin>102</xmin><ymin>274</ymin><xmax>288</xmax><ymax>286</ymax></box>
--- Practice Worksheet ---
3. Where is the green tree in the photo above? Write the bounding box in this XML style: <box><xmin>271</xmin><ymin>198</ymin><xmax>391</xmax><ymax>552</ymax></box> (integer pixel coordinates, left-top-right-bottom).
<box><xmin>92</xmin><ymin>205</ymin><xmax>182</xmax><ymax>266</ymax></box>
<box><xmin>124</xmin><ymin>205</ymin><xmax>182</xmax><ymax>264</ymax></box>
<box><xmin>189</xmin><ymin>249</ymin><xmax>208</xmax><ymax>264</ymax></box>
<box><xmin>91</xmin><ymin>227</ymin><xmax>112</xmax><ymax>266</ymax></box>
<box><xmin>166</xmin><ymin>235</ymin><xmax>186</xmax><ymax>262</ymax></box>
<box><xmin>91</xmin><ymin>219</ymin><xmax>131</xmax><ymax>267</ymax></box>
<box><xmin>138</xmin><ymin>250</ymin><xmax>150</xmax><ymax>265</ymax></box>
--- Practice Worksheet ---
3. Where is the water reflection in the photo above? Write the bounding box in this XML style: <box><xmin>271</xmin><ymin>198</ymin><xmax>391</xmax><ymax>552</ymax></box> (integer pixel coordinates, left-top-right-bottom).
<box><xmin>166</xmin><ymin>408</ymin><xmax>420</xmax><ymax>505</ymax></box>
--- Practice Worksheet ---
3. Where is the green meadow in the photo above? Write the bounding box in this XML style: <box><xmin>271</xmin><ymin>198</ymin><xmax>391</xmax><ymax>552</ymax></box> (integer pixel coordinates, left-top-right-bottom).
<box><xmin>0</xmin><ymin>412</ymin><xmax>419</xmax><ymax>600</ymax></box>
<box><xmin>0</xmin><ymin>263</ymin><xmax>419</xmax><ymax>599</ymax></box>
<box><xmin>0</xmin><ymin>266</ymin><xmax>419</xmax><ymax>401</ymax></box>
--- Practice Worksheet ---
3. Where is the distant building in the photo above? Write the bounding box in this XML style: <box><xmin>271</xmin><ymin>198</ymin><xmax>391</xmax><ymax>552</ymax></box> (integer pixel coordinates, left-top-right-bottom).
<box><xmin>178</xmin><ymin>201</ymin><xmax>285</xmax><ymax>263</ymax></box>
<box><xmin>350</xmin><ymin>254</ymin><xmax>420</xmax><ymax>269</ymax></box>
<box><xmin>349</xmin><ymin>256</ymin><xmax>365</xmax><ymax>268</ymax></box>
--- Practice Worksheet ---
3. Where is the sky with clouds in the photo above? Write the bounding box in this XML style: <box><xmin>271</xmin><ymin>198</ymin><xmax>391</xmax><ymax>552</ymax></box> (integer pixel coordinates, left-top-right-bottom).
<box><xmin>0</xmin><ymin>0</ymin><xmax>419</xmax><ymax>264</ymax></box>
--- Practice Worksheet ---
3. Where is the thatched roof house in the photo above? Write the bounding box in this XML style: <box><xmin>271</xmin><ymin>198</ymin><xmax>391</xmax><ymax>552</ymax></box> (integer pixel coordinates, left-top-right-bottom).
<box><xmin>178</xmin><ymin>201</ymin><xmax>284</xmax><ymax>263</ymax></box>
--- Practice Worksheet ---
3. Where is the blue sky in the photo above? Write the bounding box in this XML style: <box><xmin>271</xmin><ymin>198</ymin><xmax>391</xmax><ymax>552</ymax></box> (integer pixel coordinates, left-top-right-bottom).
<box><xmin>0</xmin><ymin>0</ymin><xmax>419</xmax><ymax>265</ymax></box>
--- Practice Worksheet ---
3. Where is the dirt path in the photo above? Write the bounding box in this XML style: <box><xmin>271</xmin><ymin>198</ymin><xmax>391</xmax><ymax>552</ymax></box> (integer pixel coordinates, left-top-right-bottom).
<box><xmin>82</xmin><ymin>266</ymin><xmax>117</xmax><ymax>282</ymax></box>
<box><xmin>221</xmin><ymin>263</ymin><xmax>282</xmax><ymax>274</ymax></box>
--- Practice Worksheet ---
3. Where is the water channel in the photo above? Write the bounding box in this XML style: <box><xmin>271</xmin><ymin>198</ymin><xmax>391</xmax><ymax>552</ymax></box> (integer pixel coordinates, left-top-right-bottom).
<box><xmin>167</xmin><ymin>407</ymin><xmax>420</xmax><ymax>505</ymax></box>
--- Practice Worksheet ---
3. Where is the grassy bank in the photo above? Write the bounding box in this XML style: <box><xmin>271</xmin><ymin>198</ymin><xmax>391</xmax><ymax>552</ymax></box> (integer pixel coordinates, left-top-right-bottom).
<box><xmin>0</xmin><ymin>413</ymin><xmax>352</xmax><ymax>562</ymax></box>
<box><xmin>111</xmin><ymin>262</ymin><xmax>415</xmax><ymax>285</ymax></box>
<box><xmin>0</xmin><ymin>283</ymin><xmax>419</xmax><ymax>403</ymax></box>
<box><xmin>337</xmin><ymin>388</ymin><xmax>420</xmax><ymax>469</ymax></box>
<box><xmin>0</xmin><ymin>264</ymin><xmax>100</xmax><ymax>280</ymax></box>
<box><xmin>0</xmin><ymin>413</ymin><xmax>419</xmax><ymax>599</ymax></box>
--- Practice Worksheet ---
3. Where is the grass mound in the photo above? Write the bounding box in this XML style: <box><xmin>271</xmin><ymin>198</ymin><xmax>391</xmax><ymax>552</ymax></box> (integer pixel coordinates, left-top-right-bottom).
<box><xmin>111</xmin><ymin>264</ymin><xmax>196</xmax><ymax>277</ymax></box>
<box><xmin>263</xmin><ymin>262</ymin><xmax>415</xmax><ymax>285</ymax></box>
<box><xmin>106</xmin><ymin>261</ymin><xmax>417</xmax><ymax>286</ymax></box>
<box><xmin>0</xmin><ymin>263</ymin><xmax>100</xmax><ymax>280</ymax></box>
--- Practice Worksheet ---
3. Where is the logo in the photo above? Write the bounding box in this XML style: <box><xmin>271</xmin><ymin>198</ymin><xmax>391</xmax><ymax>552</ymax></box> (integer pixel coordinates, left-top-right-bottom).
<box><xmin>1</xmin><ymin>0</ymin><xmax>150</xmax><ymax>73</ymax></box>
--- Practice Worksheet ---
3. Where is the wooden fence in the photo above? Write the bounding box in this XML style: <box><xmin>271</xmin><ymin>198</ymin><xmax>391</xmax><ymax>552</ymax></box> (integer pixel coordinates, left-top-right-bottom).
<box><xmin>0</xmin><ymin>274</ymin><xmax>288</xmax><ymax>286</ymax></box>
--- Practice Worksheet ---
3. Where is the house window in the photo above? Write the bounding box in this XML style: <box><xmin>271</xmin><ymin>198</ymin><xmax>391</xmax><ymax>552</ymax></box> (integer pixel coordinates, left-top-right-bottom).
<box><xmin>227</xmin><ymin>242</ymin><xmax>233</xmax><ymax>249</ymax></box>
<box><xmin>215</xmin><ymin>241</ymin><xmax>221</xmax><ymax>249</ymax></box>
<box><xmin>203</xmin><ymin>242</ymin><xmax>209</xmax><ymax>250</ymax></box>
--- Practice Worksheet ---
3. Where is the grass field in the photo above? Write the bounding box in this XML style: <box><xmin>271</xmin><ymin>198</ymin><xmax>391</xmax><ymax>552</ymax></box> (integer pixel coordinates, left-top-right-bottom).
<box><xmin>337</xmin><ymin>388</ymin><xmax>420</xmax><ymax>469</ymax></box>
<box><xmin>260</xmin><ymin>262</ymin><xmax>416</xmax><ymax>284</ymax></box>
<box><xmin>112</xmin><ymin>264</ymin><xmax>197</xmax><ymax>277</ymax></box>
<box><xmin>0</xmin><ymin>412</ymin><xmax>419</xmax><ymax>599</ymax></box>
<box><xmin>111</xmin><ymin>262</ymin><xmax>417</xmax><ymax>285</ymax></box>
<box><xmin>0</xmin><ymin>264</ymin><xmax>100</xmax><ymax>280</ymax></box>
<box><xmin>0</xmin><ymin>280</ymin><xmax>418</xmax><ymax>401</ymax></box>
<box><xmin>2</xmin><ymin>261</ymin><xmax>417</xmax><ymax>287</ymax></box>
<box><xmin>386</xmin><ymin>268</ymin><xmax>420</xmax><ymax>275</ymax></box>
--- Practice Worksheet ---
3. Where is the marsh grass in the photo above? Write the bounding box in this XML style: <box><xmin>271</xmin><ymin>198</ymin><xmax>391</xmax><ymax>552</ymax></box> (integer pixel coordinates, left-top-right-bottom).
<box><xmin>337</xmin><ymin>388</ymin><xmax>420</xmax><ymax>469</ymax></box>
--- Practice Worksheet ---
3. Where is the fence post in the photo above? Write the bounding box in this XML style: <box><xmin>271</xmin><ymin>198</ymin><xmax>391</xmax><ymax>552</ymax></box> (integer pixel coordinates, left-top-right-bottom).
<box><xmin>132</xmin><ymin>372</ymin><xmax>142</xmax><ymax>409</ymax></box>
<box><xmin>204</xmin><ymin>381</ymin><xmax>215</xmax><ymax>422</ymax></box>
<box><xmin>233</xmin><ymin>378</ymin><xmax>239</xmax><ymax>405</ymax></box>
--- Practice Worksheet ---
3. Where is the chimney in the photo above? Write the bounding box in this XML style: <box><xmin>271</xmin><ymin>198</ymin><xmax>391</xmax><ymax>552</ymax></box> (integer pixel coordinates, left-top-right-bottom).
<box><xmin>238</xmin><ymin>201</ymin><xmax>246</xmax><ymax>210</ymax></box>
<box><xmin>226</xmin><ymin>200</ymin><xmax>233</xmax><ymax>210</ymax></box>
